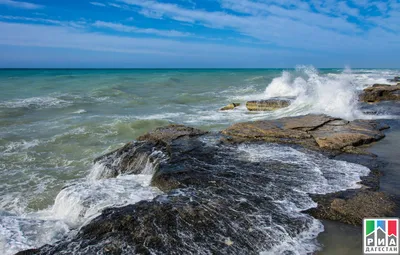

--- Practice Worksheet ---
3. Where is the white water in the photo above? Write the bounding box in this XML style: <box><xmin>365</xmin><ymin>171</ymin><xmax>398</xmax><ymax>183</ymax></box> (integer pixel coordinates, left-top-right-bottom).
<box><xmin>237</xmin><ymin>143</ymin><xmax>370</xmax><ymax>255</ymax></box>
<box><xmin>265</xmin><ymin>66</ymin><xmax>361</xmax><ymax>120</ymax></box>
<box><xmin>0</xmin><ymin>162</ymin><xmax>161</xmax><ymax>255</ymax></box>
<box><xmin>226</xmin><ymin>66</ymin><xmax>399</xmax><ymax>122</ymax></box>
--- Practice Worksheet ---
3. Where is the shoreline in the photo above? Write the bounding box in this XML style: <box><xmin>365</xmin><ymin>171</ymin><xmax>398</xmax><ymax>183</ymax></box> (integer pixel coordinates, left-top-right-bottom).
<box><xmin>17</xmin><ymin>114</ymin><xmax>398</xmax><ymax>255</ymax></box>
<box><xmin>3</xmin><ymin>72</ymin><xmax>398</xmax><ymax>255</ymax></box>
<box><xmin>318</xmin><ymin>118</ymin><xmax>400</xmax><ymax>254</ymax></box>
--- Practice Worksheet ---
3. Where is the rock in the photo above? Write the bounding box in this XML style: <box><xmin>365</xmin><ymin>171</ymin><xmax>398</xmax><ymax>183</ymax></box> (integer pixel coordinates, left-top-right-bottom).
<box><xmin>222</xmin><ymin>114</ymin><xmax>386</xmax><ymax>153</ymax></box>
<box><xmin>137</xmin><ymin>124</ymin><xmax>207</xmax><ymax>144</ymax></box>
<box><xmin>92</xmin><ymin>125</ymin><xmax>207</xmax><ymax>179</ymax></box>
<box><xmin>387</xmin><ymin>76</ymin><xmax>400</xmax><ymax>82</ymax></box>
<box><xmin>246</xmin><ymin>99</ymin><xmax>290</xmax><ymax>111</ymax></box>
<box><xmin>25</xmin><ymin>130</ymin><xmax>343</xmax><ymax>254</ymax></box>
<box><xmin>360</xmin><ymin>84</ymin><xmax>400</xmax><ymax>103</ymax></box>
<box><xmin>220</xmin><ymin>103</ymin><xmax>240</xmax><ymax>111</ymax></box>
<box><xmin>93</xmin><ymin>141</ymin><xmax>166</xmax><ymax>179</ymax></box>
<box><xmin>19</xmin><ymin>120</ymin><xmax>393</xmax><ymax>254</ymax></box>
<box><xmin>310</xmin><ymin>120</ymin><xmax>385</xmax><ymax>150</ymax></box>
<box><xmin>306</xmin><ymin>190</ymin><xmax>395</xmax><ymax>226</ymax></box>
<box><xmin>363</xmin><ymin>110</ymin><xmax>377</xmax><ymax>115</ymax></box>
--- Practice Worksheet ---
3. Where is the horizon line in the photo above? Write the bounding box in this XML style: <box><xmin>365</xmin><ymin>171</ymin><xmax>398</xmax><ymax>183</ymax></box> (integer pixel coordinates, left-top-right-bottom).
<box><xmin>0</xmin><ymin>67</ymin><xmax>399</xmax><ymax>70</ymax></box>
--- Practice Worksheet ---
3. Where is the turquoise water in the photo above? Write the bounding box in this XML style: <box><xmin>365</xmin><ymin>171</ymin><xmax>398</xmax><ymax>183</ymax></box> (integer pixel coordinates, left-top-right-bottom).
<box><xmin>0</xmin><ymin>67</ymin><xmax>399</xmax><ymax>254</ymax></box>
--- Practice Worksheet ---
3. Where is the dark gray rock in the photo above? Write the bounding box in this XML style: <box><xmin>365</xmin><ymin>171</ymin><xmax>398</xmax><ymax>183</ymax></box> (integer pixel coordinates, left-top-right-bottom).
<box><xmin>19</xmin><ymin>120</ymin><xmax>394</xmax><ymax>254</ymax></box>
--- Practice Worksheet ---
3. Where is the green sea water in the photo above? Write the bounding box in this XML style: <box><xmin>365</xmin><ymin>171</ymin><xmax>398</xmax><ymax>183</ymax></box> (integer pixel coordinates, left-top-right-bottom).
<box><xmin>0</xmin><ymin>67</ymin><xmax>399</xmax><ymax>254</ymax></box>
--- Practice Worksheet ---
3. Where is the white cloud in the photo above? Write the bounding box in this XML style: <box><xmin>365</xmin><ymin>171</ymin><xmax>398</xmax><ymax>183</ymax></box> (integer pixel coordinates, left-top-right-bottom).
<box><xmin>0</xmin><ymin>15</ymin><xmax>86</xmax><ymax>28</ymax></box>
<box><xmin>0</xmin><ymin>21</ymin><xmax>298</xmax><ymax>59</ymax></box>
<box><xmin>337</xmin><ymin>1</ymin><xmax>360</xmax><ymax>17</ymax></box>
<box><xmin>90</xmin><ymin>2</ymin><xmax>106</xmax><ymax>7</ymax></box>
<box><xmin>139</xmin><ymin>9</ymin><xmax>164</xmax><ymax>19</ymax></box>
<box><xmin>0</xmin><ymin>0</ymin><xmax>42</xmax><ymax>9</ymax></box>
<box><xmin>93</xmin><ymin>21</ymin><xmax>192</xmax><ymax>37</ymax></box>
<box><xmin>116</xmin><ymin>0</ymin><xmax>360</xmax><ymax>44</ymax></box>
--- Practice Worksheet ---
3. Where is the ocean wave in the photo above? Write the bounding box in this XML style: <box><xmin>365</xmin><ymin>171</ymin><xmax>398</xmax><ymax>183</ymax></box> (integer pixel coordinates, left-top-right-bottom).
<box><xmin>0</xmin><ymin>97</ymin><xmax>72</xmax><ymax>110</ymax></box>
<box><xmin>71</xmin><ymin>109</ymin><xmax>87</xmax><ymax>114</ymax></box>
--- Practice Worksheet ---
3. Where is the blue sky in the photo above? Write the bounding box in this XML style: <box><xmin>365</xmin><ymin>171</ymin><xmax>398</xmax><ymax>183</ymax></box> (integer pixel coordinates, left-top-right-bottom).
<box><xmin>0</xmin><ymin>0</ymin><xmax>399</xmax><ymax>68</ymax></box>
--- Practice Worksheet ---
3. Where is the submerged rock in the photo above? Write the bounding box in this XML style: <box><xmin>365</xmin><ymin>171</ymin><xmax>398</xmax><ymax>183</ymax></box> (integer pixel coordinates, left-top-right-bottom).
<box><xmin>222</xmin><ymin>114</ymin><xmax>386</xmax><ymax>153</ymax></box>
<box><xmin>360</xmin><ymin>84</ymin><xmax>400</xmax><ymax>103</ymax></box>
<box><xmin>388</xmin><ymin>76</ymin><xmax>400</xmax><ymax>83</ymax></box>
<box><xmin>246</xmin><ymin>99</ymin><xmax>290</xmax><ymax>111</ymax></box>
<box><xmin>220</xmin><ymin>103</ymin><xmax>241</xmax><ymax>111</ymax></box>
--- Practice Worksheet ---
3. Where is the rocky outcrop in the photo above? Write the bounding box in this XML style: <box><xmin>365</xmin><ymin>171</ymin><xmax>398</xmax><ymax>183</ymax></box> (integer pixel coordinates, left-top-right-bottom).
<box><xmin>222</xmin><ymin>114</ymin><xmax>388</xmax><ymax>153</ymax></box>
<box><xmin>19</xmin><ymin>120</ymin><xmax>394</xmax><ymax>254</ymax></box>
<box><xmin>137</xmin><ymin>124</ymin><xmax>207</xmax><ymax>144</ymax></box>
<box><xmin>20</xmin><ymin>126</ymin><xmax>337</xmax><ymax>254</ymax></box>
<box><xmin>306</xmin><ymin>190</ymin><xmax>395</xmax><ymax>225</ymax></box>
<box><xmin>360</xmin><ymin>84</ymin><xmax>400</xmax><ymax>103</ymax></box>
<box><xmin>220</xmin><ymin>103</ymin><xmax>241</xmax><ymax>111</ymax></box>
<box><xmin>92</xmin><ymin>125</ymin><xmax>207</xmax><ymax>179</ymax></box>
<box><xmin>246</xmin><ymin>99</ymin><xmax>290</xmax><ymax>111</ymax></box>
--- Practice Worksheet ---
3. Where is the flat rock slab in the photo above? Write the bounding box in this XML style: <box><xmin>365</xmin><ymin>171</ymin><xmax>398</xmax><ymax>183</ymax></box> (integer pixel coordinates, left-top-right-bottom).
<box><xmin>137</xmin><ymin>124</ymin><xmax>208</xmax><ymax>144</ymax></box>
<box><xmin>306</xmin><ymin>190</ymin><xmax>395</xmax><ymax>225</ymax></box>
<box><xmin>222</xmin><ymin>114</ymin><xmax>387</xmax><ymax>152</ymax></box>
<box><xmin>360</xmin><ymin>84</ymin><xmax>400</xmax><ymax>103</ymax></box>
<box><xmin>246</xmin><ymin>99</ymin><xmax>291</xmax><ymax>111</ymax></box>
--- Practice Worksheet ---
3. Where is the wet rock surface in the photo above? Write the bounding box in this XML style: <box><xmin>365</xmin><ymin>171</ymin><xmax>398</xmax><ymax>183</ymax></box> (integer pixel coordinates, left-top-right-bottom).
<box><xmin>305</xmin><ymin>153</ymin><xmax>396</xmax><ymax>225</ymax></box>
<box><xmin>222</xmin><ymin>114</ymin><xmax>387</xmax><ymax>153</ymax></box>
<box><xmin>20</xmin><ymin>118</ymin><xmax>395</xmax><ymax>254</ymax></box>
<box><xmin>246</xmin><ymin>99</ymin><xmax>291</xmax><ymax>111</ymax></box>
<box><xmin>360</xmin><ymin>84</ymin><xmax>400</xmax><ymax>103</ymax></box>
<box><xmin>220</xmin><ymin>103</ymin><xmax>241</xmax><ymax>111</ymax></box>
<box><xmin>306</xmin><ymin>190</ymin><xmax>395</xmax><ymax>226</ymax></box>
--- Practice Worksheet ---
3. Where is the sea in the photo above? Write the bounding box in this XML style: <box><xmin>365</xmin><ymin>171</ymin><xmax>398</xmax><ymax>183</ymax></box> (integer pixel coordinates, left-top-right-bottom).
<box><xmin>0</xmin><ymin>66</ymin><xmax>399</xmax><ymax>254</ymax></box>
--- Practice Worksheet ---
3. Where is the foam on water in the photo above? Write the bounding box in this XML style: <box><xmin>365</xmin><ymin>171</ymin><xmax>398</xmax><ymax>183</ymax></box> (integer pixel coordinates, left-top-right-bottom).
<box><xmin>72</xmin><ymin>109</ymin><xmax>87</xmax><ymax>114</ymax></box>
<box><xmin>0</xmin><ymin>96</ymin><xmax>71</xmax><ymax>109</ymax></box>
<box><xmin>263</xmin><ymin>66</ymin><xmax>361</xmax><ymax>120</ymax></box>
<box><xmin>51</xmin><ymin>172</ymin><xmax>160</xmax><ymax>227</ymax></box>
<box><xmin>237</xmin><ymin>143</ymin><xmax>370</xmax><ymax>254</ymax></box>
<box><xmin>226</xmin><ymin>66</ymin><xmax>399</xmax><ymax>121</ymax></box>
<box><xmin>0</xmin><ymin>215</ymin><xmax>70</xmax><ymax>255</ymax></box>
<box><xmin>0</xmin><ymin>160</ymin><xmax>161</xmax><ymax>255</ymax></box>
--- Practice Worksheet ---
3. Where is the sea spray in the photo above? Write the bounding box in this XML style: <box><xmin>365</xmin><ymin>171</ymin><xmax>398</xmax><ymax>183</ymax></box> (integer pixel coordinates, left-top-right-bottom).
<box><xmin>264</xmin><ymin>66</ymin><xmax>362</xmax><ymax>120</ymax></box>
<box><xmin>0</xmin><ymin>149</ymin><xmax>163</xmax><ymax>255</ymax></box>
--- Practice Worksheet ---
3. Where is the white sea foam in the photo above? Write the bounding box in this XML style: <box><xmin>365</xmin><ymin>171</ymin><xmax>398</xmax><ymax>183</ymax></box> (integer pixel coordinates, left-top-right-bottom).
<box><xmin>238</xmin><ymin>143</ymin><xmax>370</xmax><ymax>195</ymax></box>
<box><xmin>0</xmin><ymin>160</ymin><xmax>161</xmax><ymax>255</ymax></box>
<box><xmin>72</xmin><ymin>109</ymin><xmax>87</xmax><ymax>114</ymax></box>
<box><xmin>237</xmin><ymin>143</ymin><xmax>370</xmax><ymax>254</ymax></box>
<box><xmin>50</xmin><ymin>173</ymin><xmax>160</xmax><ymax>227</ymax></box>
<box><xmin>0</xmin><ymin>96</ymin><xmax>71</xmax><ymax>109</ymax></box>
<box><xmin>2</xmin><ymin>139</ymin><xmax>41</xmax><ymax>154</ymax></box>
<box><xmin>226</xmin><ymin>66</ymin><xmax>399</xmax><ymax>121</ymax></box>
<box><xmin>263</xmin><ymin>66</ymin><xmax>362</xmax><ymax>120</ymax></box>
<box><xmin>261</xmin><ymin>218</ymin><xmax>323</xmax><ymax>255</ymax></box>
<box><xmin>0</xmin><ymin>215</ymin><xmax>70</xmax><ymax>255</ymax></box>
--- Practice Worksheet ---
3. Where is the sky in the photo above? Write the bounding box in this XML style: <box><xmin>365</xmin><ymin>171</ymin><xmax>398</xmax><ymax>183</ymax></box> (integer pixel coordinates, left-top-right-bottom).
<box><xmin>0</xmin><ymin>0</ymin><xmax>399</xmax><ymax>68</ymax></box>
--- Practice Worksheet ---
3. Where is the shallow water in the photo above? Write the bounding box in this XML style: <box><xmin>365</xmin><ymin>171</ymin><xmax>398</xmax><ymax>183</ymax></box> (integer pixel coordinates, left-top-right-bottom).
<box><xmin>0</xmin><ymin>67</ymin><xmax>399</xmax><ymax>254</ymax></box>
<box><xmin>317</xmin><ymin>119</ymin><xmax>400</xmax><ymax>255</ymax></box>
